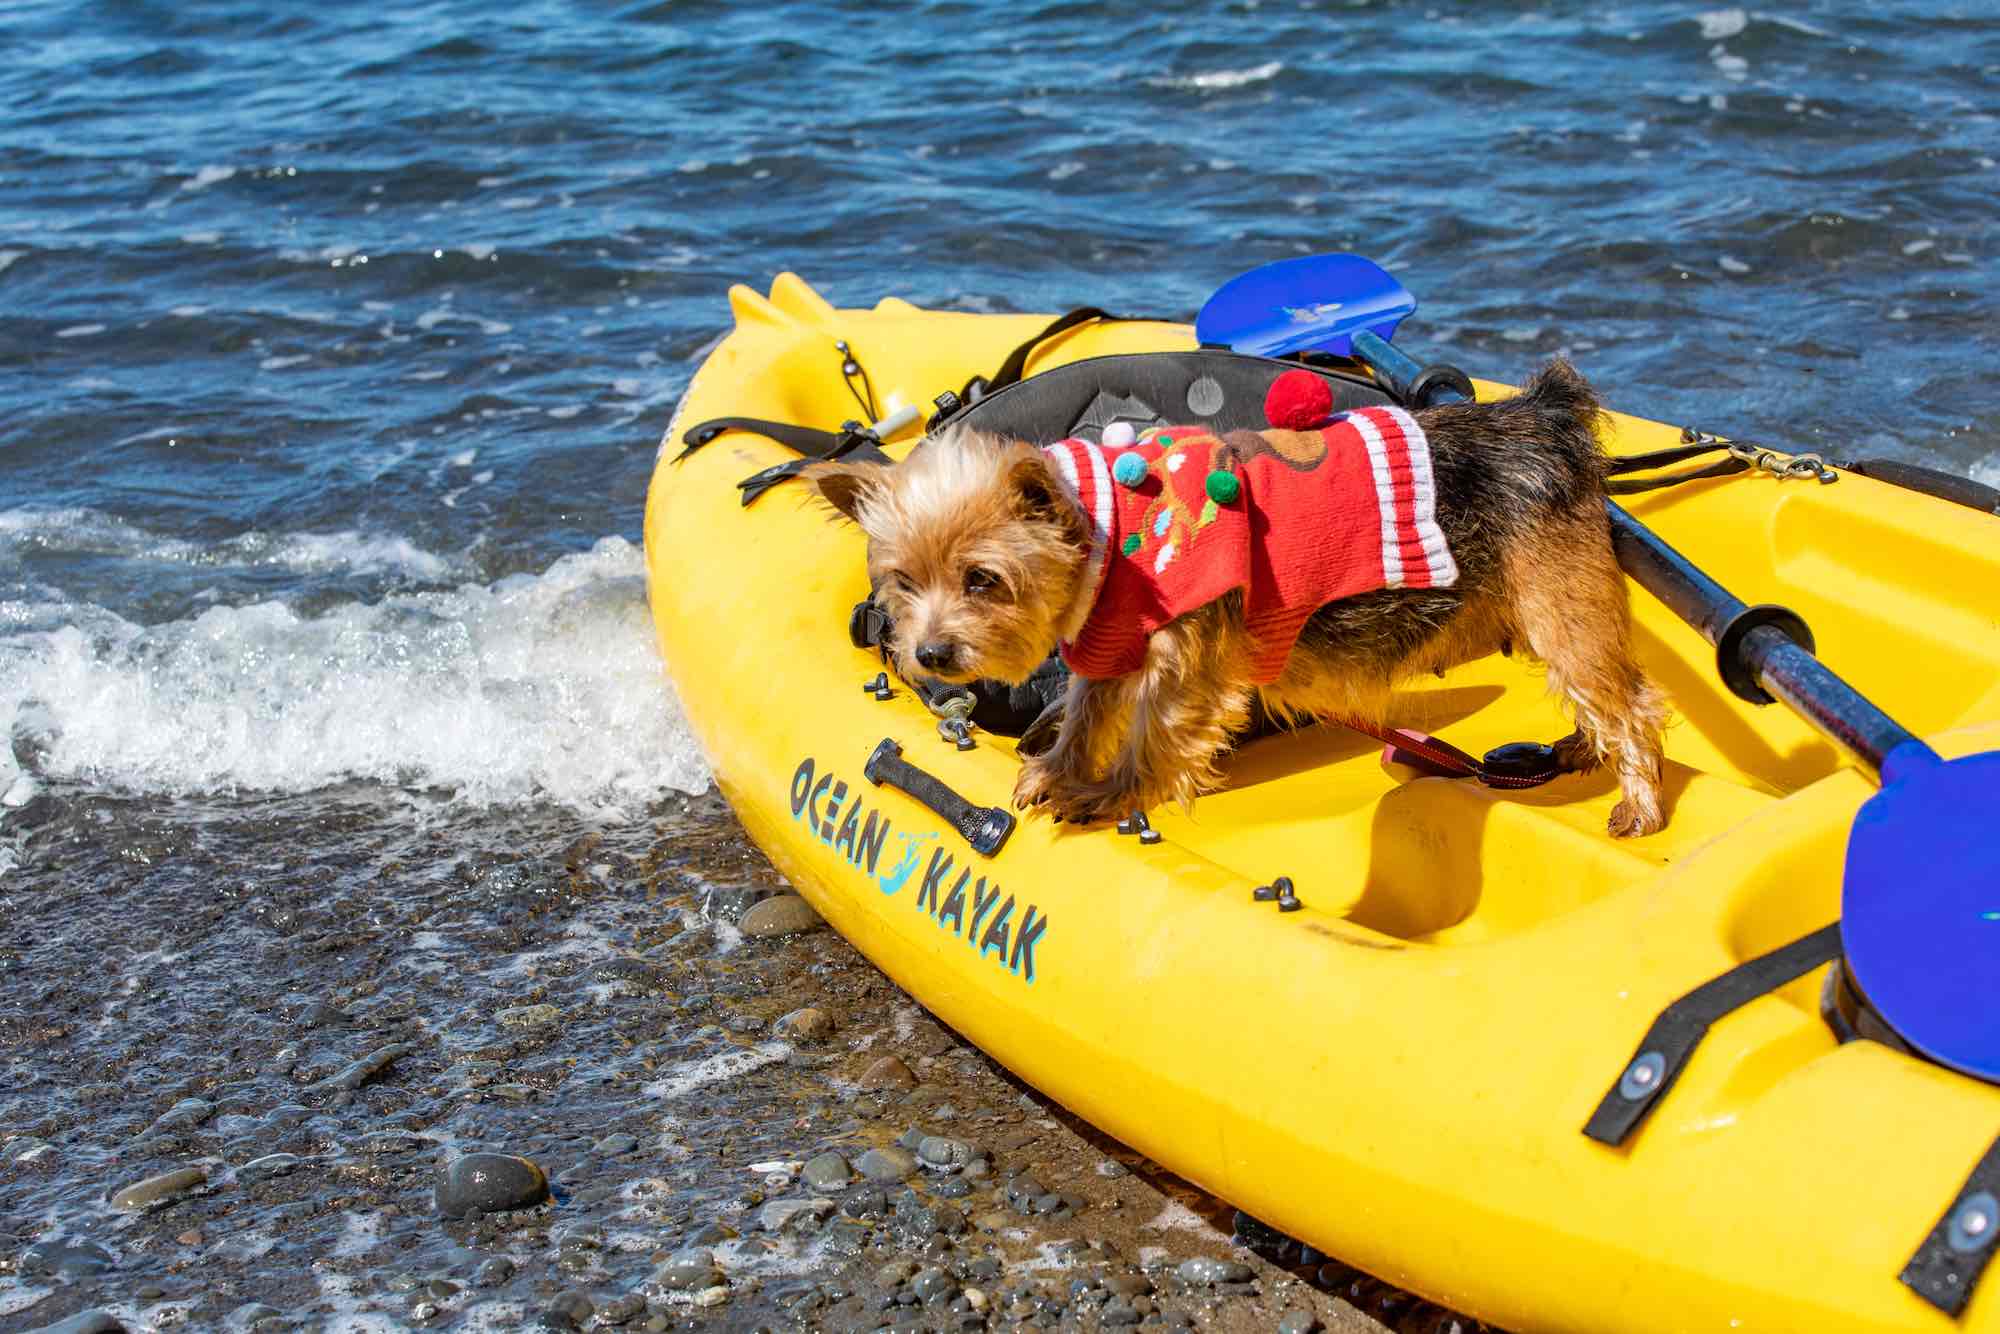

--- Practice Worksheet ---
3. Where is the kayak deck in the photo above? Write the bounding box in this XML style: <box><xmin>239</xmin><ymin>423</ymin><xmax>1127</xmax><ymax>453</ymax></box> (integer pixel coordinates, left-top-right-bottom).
<box><xmin>647</xmin><ymin>274</ymin><xmax>2000</xmax><ymax>1332</ymax></box>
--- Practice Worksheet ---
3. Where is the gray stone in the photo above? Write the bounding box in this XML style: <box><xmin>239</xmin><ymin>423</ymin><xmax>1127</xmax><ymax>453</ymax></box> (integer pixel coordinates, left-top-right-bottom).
<box><xmin>434</xmin><ymin>1152</ymin><xmax>549</xmax><ymax>1217</ymax></box>
<box><xmin>855</xmin><ymin>1146</ymin><xmax>916</xmax><ymax>1181</ymax></box>
<box><xmin>108</xmin><ymin>1166</ymin><xmax>207</xmax><ymax>1211</ymax></box>
<box><xmin>495</xmin><ymin>1003</ymin><xmax>561</xmax><ymax>1028</ymax></box>
<box><xmin>238</xmin><ymin>1152</ymin><xmax>302</xmax><ymax>1184</ymax></box>
<box><xmin>595</xmin><ymin>1132</ymin><xmax>639</xmax><ymax>1155</ymax></box>
<box><xmin>911</xmin><ymin>1266</ymin><xmax>958</xmax><ymax>1305</ymax></box>
<box><xmin>758</xmin><ymin>1197</ymin><xmax>834</xmax><ymax>1233</ymax></box>
<box><xmin>739</xmin><ymin>894</ymin><xmax>824</xmax><ymax>937</ymax></box>
<box><xmin>655</xmin><ymin>1246</ymin><xmax>721</xmax><ymax>1291</ymax></box>
<box><xmin>774</xmin><ymin>1007</ymin><xmax>834</xmax><ymax>1041</ymax></box>
<box><xmin>23</xmin><ymin>1313</ymin><xmax>125</xmax><ymax>1334</ymax></box>
<box><xmin>858</xmin><ymin>1055</ymin><xmax>917</xmax><ymax>1091</ymax></box>
<box><xmin>1095</xmin><ymin>1158</ymin><xmax>1130</xmax><ymax>1178</ymax></box>
<box><xmin>472</xmin><ymin>1256</ymin><xmax>517</xmax><ymax>1287</ymax></box>
<box><xmin>142</xmin><ymin>1098</ymin><xmax>215</xmax><ymax>1137</ymax></box>
<box><xmin>19</xmin><ymin>1235</ymin><xmax>118</xmax><ymax>1277</ymax></box>
<box><xmin>310</xmin><ymin>1041</ymin><xmax>414</xmax><ymax>1092</ymax></box>
<box><xmin>1102</xmin><ymin>1302</ymin><xmax>1143</xmax><ymax>1326</ymax></box>
<box><xmin>228</xmin><ymin>1304</ymin><xmax>281</xmax><ymax>1329</ymax></box>
<box><xmin>801</xmin><ymin>1151</ymin><xmax>852</xmax><ymax>1192</ymax></box>
<box><xmin>917</xmin><ymin>1135</ymin><xmax>974</xmax><ymax>1170</ymax></box>
<box><xmin>1276</xmin><ymin>1312</ymin><xmax>1321</xmax><ymax>1334</ymax></box>
<box><xmin>875</xmin><ymin>1258</ymin><xmax>918</xmax><ymax>1289</ymax></box>
<box><xmin>1175</xmin><ymin>1256</ymin><xmax>1253</xmax><ymax>1285</ymax></box>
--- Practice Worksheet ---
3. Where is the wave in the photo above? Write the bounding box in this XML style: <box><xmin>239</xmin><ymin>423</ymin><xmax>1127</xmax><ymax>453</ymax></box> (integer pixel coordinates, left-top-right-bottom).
<box><xmin>0</xmin><ymin>536</ymin><xmax>709</xmax><ymax>816</ymax></box>
<box><xmin>0</xmin><ymin>507</ymin><xmax>461</xmax><ymax>583</ymax></box>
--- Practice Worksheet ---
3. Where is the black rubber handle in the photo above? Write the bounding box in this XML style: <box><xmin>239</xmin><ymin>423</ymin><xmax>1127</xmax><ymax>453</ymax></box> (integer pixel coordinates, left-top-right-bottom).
<box><xmin>863</xmin><ymin>739</ymin><xmax>1014</xmax><ymax>856</ymax></box>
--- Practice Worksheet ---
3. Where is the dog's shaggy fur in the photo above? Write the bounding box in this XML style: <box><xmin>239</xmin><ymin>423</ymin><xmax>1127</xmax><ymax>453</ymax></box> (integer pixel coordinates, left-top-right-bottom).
<box><xmin>805</xmin><ymin>359</ymin><xmax>1669</xmax><ymax>837</ymax></box>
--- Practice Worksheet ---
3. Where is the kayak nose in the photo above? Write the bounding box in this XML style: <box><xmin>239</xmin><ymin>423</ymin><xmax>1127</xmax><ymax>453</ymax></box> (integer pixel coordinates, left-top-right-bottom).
<box><xmin>915</xmin><ymin>640</ymin><xmax>958</xmax><ymax>672</ymax></box>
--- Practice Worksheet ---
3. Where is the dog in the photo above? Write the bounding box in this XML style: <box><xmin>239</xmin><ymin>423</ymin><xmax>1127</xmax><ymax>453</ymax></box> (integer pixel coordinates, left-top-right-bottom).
<box><xmin>803</xmin><ymin>358</ymin><xmax>1668</xmax><ymax>837</ymax></box>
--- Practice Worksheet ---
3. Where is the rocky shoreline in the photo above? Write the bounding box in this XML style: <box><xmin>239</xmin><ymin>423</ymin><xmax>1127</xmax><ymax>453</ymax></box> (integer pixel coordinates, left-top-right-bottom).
<box><xmin>0</xmin><ymin>788</ymin><xmax>1493</xmax><ymax>1333</ymax></box>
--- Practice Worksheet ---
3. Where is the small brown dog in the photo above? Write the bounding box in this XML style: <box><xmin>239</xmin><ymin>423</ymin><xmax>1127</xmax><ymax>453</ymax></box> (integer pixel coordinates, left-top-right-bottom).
<box><xmin>804</xmin><ymin>359</ymin><xmax>1667</xmax><ymax>837</ymax></box>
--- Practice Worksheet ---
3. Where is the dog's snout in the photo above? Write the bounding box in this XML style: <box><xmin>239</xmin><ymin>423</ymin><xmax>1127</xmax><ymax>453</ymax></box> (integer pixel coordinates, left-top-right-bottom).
<box><xmin>914</xmin><ymin>640</ymin><xmax>958</xmax><ymax>671</ymax></box>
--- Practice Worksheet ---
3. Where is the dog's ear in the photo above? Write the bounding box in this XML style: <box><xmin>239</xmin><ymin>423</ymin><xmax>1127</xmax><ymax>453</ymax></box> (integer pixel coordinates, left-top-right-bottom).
<box><xmin>799</xmin><ymin>461</ymin><xmax>888</xmax><ymax>525</ymax></box>
<box><xmin>1004</xmin><ymin>448</ymin><xmax>1087</xmax><ymax>543</ymax></box>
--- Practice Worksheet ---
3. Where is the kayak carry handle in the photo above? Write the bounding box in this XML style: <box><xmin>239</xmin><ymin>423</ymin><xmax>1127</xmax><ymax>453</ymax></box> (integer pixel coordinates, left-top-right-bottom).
<box><xmin>863</xmin><ymin>738</ymin><xmax>1014</xmax><ymax>857</ymax></box>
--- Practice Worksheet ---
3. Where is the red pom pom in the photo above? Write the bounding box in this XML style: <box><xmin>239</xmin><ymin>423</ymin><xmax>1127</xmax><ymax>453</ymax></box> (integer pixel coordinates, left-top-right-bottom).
<box><xmin>1263</xmin><ymin>368</ymin><xmax>1334</xmax><ymax>432</ymax></box>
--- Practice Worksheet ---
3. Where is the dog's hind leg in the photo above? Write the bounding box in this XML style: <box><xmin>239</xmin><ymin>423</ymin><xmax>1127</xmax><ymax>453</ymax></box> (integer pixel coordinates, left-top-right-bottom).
<box><xmin>1504</xmin><ymin>509</ymin><xmax>1669</xmax><ymax>838</ymax></box>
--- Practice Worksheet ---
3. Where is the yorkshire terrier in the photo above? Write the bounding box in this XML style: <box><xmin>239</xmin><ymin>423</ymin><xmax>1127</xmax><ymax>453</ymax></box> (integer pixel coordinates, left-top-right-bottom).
<box><xmin>804</xmin><ymin>359</ymin><xmax>1668</xmax><ymax>837</ymax></box>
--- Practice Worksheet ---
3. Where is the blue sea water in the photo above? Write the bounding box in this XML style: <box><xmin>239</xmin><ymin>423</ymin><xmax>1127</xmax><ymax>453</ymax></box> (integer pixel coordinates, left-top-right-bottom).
<box><xmin>0</xmin><ymin>1</ymin><xmax>1995</xmax><ymax>1326</ymax></box>
<box><xmin>2</xmin><ymin>0</ymin><xmax>1996</xmax><ymax>806</ymax></box>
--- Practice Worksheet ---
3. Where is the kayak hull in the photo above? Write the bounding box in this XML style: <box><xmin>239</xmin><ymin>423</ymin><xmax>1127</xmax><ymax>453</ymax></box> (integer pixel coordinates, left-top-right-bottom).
<box><xmin>645</xmin><ymin>274</ymin><xmax>2000</xmax><ymax>1333</ymax></box>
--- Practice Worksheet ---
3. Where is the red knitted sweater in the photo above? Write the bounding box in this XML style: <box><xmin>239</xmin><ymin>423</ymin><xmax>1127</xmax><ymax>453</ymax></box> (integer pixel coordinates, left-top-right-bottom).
<box><xmin>1040</xmin><ymin>407</ymin><xmax>1457</xmax><ymax>684</ymax></box>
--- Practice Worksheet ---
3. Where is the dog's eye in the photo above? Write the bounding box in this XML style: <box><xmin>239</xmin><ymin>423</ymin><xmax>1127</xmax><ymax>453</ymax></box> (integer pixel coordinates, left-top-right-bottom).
<box><xmin>963</xmin><ymin>567</ymin><xmax>1003</xmax><ymax>597</ymax></box>
<box><xmin>881</xmin><ymin>570</ymin><xmax>916</xmax><ymax>596</ymax></box>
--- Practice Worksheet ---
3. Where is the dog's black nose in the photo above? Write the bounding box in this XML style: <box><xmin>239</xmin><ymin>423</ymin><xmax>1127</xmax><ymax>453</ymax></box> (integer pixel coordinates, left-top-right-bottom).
<box><xmin>914</xmin><ymin>640</ymin><xmax>957</xmax><ymax>671</ymax></box>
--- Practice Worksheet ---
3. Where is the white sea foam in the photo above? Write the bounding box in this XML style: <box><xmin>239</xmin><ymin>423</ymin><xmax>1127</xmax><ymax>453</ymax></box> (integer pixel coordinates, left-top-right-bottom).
<box><xmin>1696</xmin><ymin>9</ymin><xmax>1747</xmax><ymax>39</ymax></box>
<box><xmin>0</xmin><ymin>534</ymin><xmax>710</xmax><ymax>815</ymax></box>
<box><xmin>644</xmin><ymin>1042</ymin><xmax>791</xmax><ymax>1099</ymax></box>
<box><xmin>1149</xmin><ymin>60</ymin><xmax>1283</xmax><ymax>91</ymax></box>
<box><xmin>0</xmin><ymin>507</ymin><xmax>455</xmax><ymax>580</ymax></box>
<box><xmin>180</xmin><ymin>164</ymin><xmax>238</xmax><ymax>192</ymax></box>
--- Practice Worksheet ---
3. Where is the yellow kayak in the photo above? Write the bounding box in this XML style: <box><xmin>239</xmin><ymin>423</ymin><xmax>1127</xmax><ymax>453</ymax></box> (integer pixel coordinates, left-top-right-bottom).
<box><xmin>644</xmin><ymin>273</ymin><xmax>2000</xmax><ymax>1333</ymax></box>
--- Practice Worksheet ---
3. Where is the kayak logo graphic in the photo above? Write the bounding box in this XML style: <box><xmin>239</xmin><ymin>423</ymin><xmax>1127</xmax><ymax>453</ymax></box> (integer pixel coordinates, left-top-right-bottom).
<box><xmin>789</xmin><ymin>756</ymin><xmax>1050</xmax><ymax>985</ymax></box>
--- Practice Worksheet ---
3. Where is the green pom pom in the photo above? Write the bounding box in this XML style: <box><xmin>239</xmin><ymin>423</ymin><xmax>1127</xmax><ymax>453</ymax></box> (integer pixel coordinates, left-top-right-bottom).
<box><xmin>1205</xmin><ymin>469</ymin><xmax>1241</xmax><ymax>505</ymax></box>
<box><xmin>1121</xmin><ymin>533</ymin><xmax>1142</xmax><ymax>557</ymax></box>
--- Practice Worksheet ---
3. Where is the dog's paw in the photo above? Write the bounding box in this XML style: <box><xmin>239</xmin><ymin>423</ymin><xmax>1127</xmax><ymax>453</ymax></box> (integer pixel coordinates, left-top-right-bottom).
<box><xmin>1607</xmin><ymin>795</ymin><xmax>1664</xmax><ymax>839</ymax></box>
<box><xmin>1017</xmin><ymin>698</ymin><xmax>1066</xmax><ymax>758</ymax></box>
<box><xmin>1012</xmin><ymin>756</ymin><xmax>1059</xmax><ymax>810</ymax></box>
<box><xmin>1046</xmin><ymin>786</ymin><xmax>1127</xmax><ymax>827</ymax></box>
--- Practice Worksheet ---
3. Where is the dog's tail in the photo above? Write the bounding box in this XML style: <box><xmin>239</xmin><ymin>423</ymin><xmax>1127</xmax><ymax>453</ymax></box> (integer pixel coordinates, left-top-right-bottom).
<box><xmin>1511</xmin><ymin>356</ymin><xmax>1609</xmax><ymax>466</ymax></box>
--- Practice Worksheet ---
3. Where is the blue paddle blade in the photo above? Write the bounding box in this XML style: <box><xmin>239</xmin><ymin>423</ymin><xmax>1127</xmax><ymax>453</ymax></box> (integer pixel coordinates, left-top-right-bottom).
<box><xmin>1842</xmin><ymin>741</ymin><xmax>2000</xmax><ymax>1083</ymax></box>
<box><xmin>1195</xmin><ymin>253</ymin><xmax>1416</xmax><ymax>358</ymax></box>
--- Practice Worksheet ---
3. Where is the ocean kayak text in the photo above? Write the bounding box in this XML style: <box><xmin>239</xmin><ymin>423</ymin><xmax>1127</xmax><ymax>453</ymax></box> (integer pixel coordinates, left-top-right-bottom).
<box><xmin>788</xmin><ymin>755</ymin><xmax>1048</xmax><ymax>984</ymax></box>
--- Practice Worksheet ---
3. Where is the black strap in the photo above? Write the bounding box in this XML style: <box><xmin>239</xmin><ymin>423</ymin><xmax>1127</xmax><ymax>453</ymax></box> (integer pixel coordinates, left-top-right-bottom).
<box><xmin>958</xmin><ymin>307</ymin><xmax>1127</xmax><ymax>405</ymax></box>
<box><xmin>862</xmin><ymin>738</ymin><xmax>1014</xmax><ymax>856</ymax></box>
<box><xmin>736</xmin><ymin>442</ymin><xmax>892</xmax><ymax>508</ymax></box>
<box><xmin>1606</xmin><ymin>457</ymin><xmax>1750</xmax><ymax>494</ymax></box>
<box><xmin>1903</xmin><ymin>1132</ymin><xmax>2000</xmax><ymax>1316</ymax></box>
<box><xmin>1583</xmin><ymin>922</ymin><xmax>1842</xmax><ymax>1145</ymax></box>
<box><xmin>674</xmin><ymin>415</ymin><xmax>855</xmax><ymax>463</ymax></box>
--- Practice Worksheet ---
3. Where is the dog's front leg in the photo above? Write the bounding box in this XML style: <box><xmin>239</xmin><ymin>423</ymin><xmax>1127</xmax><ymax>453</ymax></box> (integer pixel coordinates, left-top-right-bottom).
<box><xmin>1040</xmin><ymin>610</ymin><xmax>1254</xmax><ymax>825</ymax></box>
<box><xmin>1014</xmin><ymin>670</ymin><xmax>1133</xmax><ymax>816</ymax></box>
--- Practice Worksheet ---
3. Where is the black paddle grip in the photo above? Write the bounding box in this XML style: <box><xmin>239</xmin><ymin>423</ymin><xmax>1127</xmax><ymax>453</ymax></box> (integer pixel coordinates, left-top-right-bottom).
<box><xmin>863</xmin><ymin>738</ymin><xmax>1014</xmax><ymax>857</ymax></box>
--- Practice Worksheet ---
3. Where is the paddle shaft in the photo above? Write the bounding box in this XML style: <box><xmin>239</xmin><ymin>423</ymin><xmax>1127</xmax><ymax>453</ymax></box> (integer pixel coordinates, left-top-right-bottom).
<box><xmin>1350</xmin><ymin>331</ymin><xmax>1922</xmax><ymax>776</ymax></box>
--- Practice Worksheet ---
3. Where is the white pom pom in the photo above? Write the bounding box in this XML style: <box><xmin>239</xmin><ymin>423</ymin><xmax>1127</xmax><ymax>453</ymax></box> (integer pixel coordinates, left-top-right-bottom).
<box><xmin>1101</xmin><ymin>421</ymin><xmax>1137</xmax><ymax>448</ymax></box>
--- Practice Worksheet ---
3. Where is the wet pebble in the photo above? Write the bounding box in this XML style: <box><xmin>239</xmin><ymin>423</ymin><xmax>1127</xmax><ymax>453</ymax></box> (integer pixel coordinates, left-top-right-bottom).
<box><xmin>140</xmin><ymin>1097</ymin><xmax>214</xmax><ymax>1137</ymax></box>
<box><xmin>759</xmin><ymin>1196</ymin><xmax>835</xmax><ymax>1233</ymax></box>
<box><xmin>595</xmin><ymin>1292</ymin><xmax>647</xmax><ymax>1326</ymax></box>
<box><xmin>496</xmin><ymin>1003</ymin><xmax>561</xmax><ymax>1028</ymax></box>
<box><xmin>19</xmin><ymin>1235</ymin><xmax>118</xmax><ymax>1278</ymax></box>
<box><xmin>856</xmin><ymin>1146</ymin><xmax>916</xmax><ymax>1181</ymax></box>
<box><xmin>472</xmin><ymin>1255</ymin><xmax>517</xmax><ymax>1287</ymax></box>
<box><xmin>775</xmin><ymin>1006</ymin><xmax>834</xmax><ymax>1041</ymax></box>
<box><xmin>917</xmin><ymin>1134</ymin><xmax>974</xmax><ymax>1170</ymax></box>
<box><xmin>1096</xmin><ymin>1157</ymin><xmax>1130</xmax><ymax>1177</ymax></box>
<box><xmin>237</xmin><ymin>1152</ymin><xmax>302</xmax><ymax>1184</ymax></box>
<box><xmin>802</xmin><ymin>1150</ymin><xmax>852</xmax><ymax>1192</ymax></box>
<box><xmin>859</xmin><ymin>1054</ymin><xmax>918</xmax><ymax>1091</ymax></box>
<box><xmin>109</xmin><ymin>1165</ymin><xmax>207</xmax><ymax>1211</ymax></box>
<box><xmin>1175</xmin><ymin>1256</ymin><xmax>1253</xmax><ymax>1285</ymax></box>
<box><xmin>654</xmin><ymin>1246</ymin><xmax>721</xmax><ymax>1290</ymax></box>
<box><xmin>694</xmin><ymin>1284</ymin><xmax>730</xmax><ymax>1307</ymax></box>
<box><xmin>911</xmin><ymin>1266</ymin><xmax>959</xmax><ymax>1304</ymax></box>
<box><xmin>595</xmin><ymin>1132</ymin><xmax>639</xmax><ymax>1155</ymax></box>
<box><xmin>434</xmin><ymin>1152</ymin><xmax>549</xmax><ymax>1217</ymax></box>
<box><xmin>739</xmin><ymin>893</ymin><xmax>824</xmax><ymax>936</ymax></box>
<box><xmin>23</xmin><ymin>1313</ymin><xmax>125</xmax><ymax>1334</ymax></box>
<box><xmin>1276</xmin><ymin>1312</ymin><xmax>1321</xmax><ymax>1334</ymax></box>
<box><xmin>542</xmin><ymin>1290</ymin><xmax>594</xmax><ymax>1328</ymax></box>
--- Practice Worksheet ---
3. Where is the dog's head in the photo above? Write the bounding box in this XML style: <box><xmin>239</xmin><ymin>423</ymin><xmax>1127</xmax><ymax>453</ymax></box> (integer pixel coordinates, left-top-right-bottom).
<box><xmin>802</xmin><ymin>427</ymin><xmax>1091</xmax><ymax>686</ymax></box>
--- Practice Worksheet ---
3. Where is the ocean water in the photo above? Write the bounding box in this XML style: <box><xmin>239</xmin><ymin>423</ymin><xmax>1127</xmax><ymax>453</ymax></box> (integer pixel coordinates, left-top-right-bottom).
<box><xmin>1</xmin><ymin>1</ymin><xmax>1996</xmax><ymax>1328</ymax></box>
